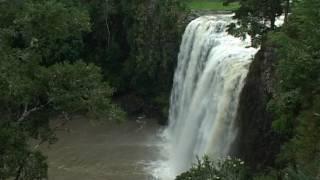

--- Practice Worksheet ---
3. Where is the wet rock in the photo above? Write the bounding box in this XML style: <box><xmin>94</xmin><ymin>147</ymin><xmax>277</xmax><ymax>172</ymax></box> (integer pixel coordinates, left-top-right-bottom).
<box><xmin>233</xmin><ymin>45</ymin><xmax>282</xmax><ymax>170</ymax></box>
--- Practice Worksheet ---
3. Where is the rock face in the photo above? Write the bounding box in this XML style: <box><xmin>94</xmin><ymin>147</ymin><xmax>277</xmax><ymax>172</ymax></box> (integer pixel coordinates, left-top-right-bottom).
<box><xmin>233</xmin><ymin>46</ymin><xmax>282</xmax><ymax>169</ymax></box>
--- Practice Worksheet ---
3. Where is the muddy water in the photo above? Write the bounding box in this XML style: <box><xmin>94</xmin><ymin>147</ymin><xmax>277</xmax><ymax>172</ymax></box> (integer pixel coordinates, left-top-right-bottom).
<box><xmin>42</xmin><ymin>117</ymin><xmax>162</xmax><ymax>180</ymax></box>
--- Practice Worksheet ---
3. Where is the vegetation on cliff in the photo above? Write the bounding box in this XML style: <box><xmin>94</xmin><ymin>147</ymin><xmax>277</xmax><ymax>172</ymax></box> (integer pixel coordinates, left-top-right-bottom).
<box><xmin>266</xmin><ymin>0</ymin><xmax>320</xmax><ymax>178</ymax></box>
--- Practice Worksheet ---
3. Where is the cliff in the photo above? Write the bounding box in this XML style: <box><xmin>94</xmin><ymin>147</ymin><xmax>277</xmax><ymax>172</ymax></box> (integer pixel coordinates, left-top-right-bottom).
<box><xmin>234</xmin><ymin>46</ymin><xmax>282</xmax><ymax>170</ymax></box>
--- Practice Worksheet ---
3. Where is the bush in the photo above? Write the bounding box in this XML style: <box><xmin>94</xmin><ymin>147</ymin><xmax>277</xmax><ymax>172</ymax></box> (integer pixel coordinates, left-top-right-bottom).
<box><xmin>176</xmin><ymin>156</ymin><xmax>248</xmax><ymax>180</ymax></box>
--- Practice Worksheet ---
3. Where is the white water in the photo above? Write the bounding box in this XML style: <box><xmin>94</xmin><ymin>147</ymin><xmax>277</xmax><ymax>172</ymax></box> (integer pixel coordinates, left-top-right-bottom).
<box><xmin>151</xmin><ymin>15</ymin><xmax>258</xmax><ymax>180</ymax></box>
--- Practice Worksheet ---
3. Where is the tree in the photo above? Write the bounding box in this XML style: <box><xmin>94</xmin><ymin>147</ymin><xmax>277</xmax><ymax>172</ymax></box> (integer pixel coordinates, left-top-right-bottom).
<box><xmin>0</xmin><ymin>0</ymin><xmax>123</xmax><ymax>178</ymax></box>
<box><xmin>79</xmin><ymin>0</ymin><xmax>188</xmax><ymax>116</ymax></box>
<box><xmin>122</xmin><ymin>0</ymin><xmax>188</xmax><ymax>111</ymax></box>
<box><xmin>227</xmin><ymin>0</ymin><xmax>284</xmax><ymax>46</ymax></box>
<box><xmin>0</xmin><ymin>125</ymin><xmax>48</xmax><ymax>180</ymax></box>
<box><xmin>262</xmin><ymin>0</ymin><xmax>320</xmax><ymax>178</ymax></box>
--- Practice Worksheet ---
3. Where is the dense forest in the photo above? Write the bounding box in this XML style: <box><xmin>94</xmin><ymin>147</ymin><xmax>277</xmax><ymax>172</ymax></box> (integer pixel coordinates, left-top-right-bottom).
<box><xmin>0</xmin><ymin>0</ymin><xmax>319</xmax><ymax>179</ymax></box>
<box><xmin>0</xmin><ymin>0</ymin><xmax>187</xmax><ymax>179</ymax></box>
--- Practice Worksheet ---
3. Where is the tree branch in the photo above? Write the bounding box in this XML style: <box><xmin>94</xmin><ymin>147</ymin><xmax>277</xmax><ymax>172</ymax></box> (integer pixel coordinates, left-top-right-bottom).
<box><xmin>17</xmin><ymin>100</ymin><xmax>52</xmax><ymax>124</ymax></box>
<box><xmin>33</xmin><ymin>111</ymin><xmax>71</xmax><ymax>150</ymax></box>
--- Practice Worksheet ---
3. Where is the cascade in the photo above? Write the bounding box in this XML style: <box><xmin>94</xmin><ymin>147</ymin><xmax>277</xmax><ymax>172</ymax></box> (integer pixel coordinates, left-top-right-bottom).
<box><xmin>152</xmin><ymin>15</ymin><xmax>258</xmax><ymax>179</ymax></box>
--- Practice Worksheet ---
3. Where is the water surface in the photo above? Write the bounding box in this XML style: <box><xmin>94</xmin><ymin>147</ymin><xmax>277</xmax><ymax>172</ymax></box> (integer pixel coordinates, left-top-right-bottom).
<box><xmin>42</xmin><ymin>117</ymin><xmax>162</xmax><ymax>180</ymax></box>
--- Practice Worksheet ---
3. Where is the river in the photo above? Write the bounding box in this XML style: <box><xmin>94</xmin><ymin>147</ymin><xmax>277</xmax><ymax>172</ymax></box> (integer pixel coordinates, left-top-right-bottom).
<box><xmin>42</xmin><ymin>116</ymin><xmax>162</xmax><ymax>180</ymax></box>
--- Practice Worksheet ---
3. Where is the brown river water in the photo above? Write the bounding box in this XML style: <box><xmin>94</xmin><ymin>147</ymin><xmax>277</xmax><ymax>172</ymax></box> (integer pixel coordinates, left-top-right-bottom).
<box><xmin>41</xmin><ymin>116</ymin><xmax>162</xmax><ymax>180</ymax></box>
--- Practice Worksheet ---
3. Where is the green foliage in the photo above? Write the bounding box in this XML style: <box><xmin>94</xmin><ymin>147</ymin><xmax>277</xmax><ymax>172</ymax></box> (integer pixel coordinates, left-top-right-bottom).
<box><xmin>276</xmin><ymin>97</ymin><xmax>320</xmax><ymax>178</ymax></box>
<box><xmin>122</xmin><ymin>0</ymin><xmax>187</xmax><ymax>99</ymax></box>
<box><xmin>253</xmin><ymin>167</ymin><xmax>314</xmax><ymax>180</ymax></box>
<box><xmin>77</xmin><ymin>0</ymin><xmax>187</xmax><ymax>113</ymax></box>
<box><xmin>0</xmin><ymin>125</ymin><xmax>47</xmax><ymax>180</ymax></box>
<box><xmin>228</xmin><ymin>0</ymin><xmax>285</xmax><ymax>46</ymax></box>
<box><xmin>228</xmin><ymin>0</ymin><xmax>320</xmax><ymax>178</ymax></box>
<box><xmin>186</xmin><ymin>0</ymin><xmax>240</xmax><ymax>11</ymax></box>
<box><xmin>0</xmin><ymin>0</ymin><xmax>186</xmax><ymax>178</ymax></box>
<box><xmin>0</xmin><ymin>0</ymin><xmax>91</xmax><ymax>64</ymax></box>
<box><xmin>45</xmin><ymin>61</ymin><xmax>123</xmax><ymax>120</ymax></box>
<box><xmin>176</xmin><ymin>156</ymin><xmax>248</xmax><ymax>180</ymax></box>
<box><xmin>267</xmin><ymin>0</ymin><xmax>320</xmax><ymax>136</ymax></box>
<box><xmin>0</xmin><ymin>0</ymin><xmax>124</xmax><ymax>178</ymax></box>
<box><xmin>261</xmin><ymin>0</ymin><xmax>320</xmax><ymax>178</ymax></box>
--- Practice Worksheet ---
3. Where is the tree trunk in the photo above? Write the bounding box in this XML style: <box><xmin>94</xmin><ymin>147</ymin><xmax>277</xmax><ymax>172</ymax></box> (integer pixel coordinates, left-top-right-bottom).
<box><xmin>284</xmin><ymin>0</ymin><xmax>290</xmax><ymax>24</ymax></box>
<box><xmin>105</xmin><ymin>0</ymin><xmax>111</xmax><ymax>48</ymax></box>
<box><xmin>270</xmin><ymin>16</ymin><xmax>275</xmax><ymax>30</ymax></box>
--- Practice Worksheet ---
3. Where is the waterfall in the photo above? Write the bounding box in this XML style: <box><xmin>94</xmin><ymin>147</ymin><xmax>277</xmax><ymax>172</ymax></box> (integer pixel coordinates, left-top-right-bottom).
<box><xmin>151</xmin><ymin>15</ymin><xmax>258</xmax><ymax>179</ymax></box>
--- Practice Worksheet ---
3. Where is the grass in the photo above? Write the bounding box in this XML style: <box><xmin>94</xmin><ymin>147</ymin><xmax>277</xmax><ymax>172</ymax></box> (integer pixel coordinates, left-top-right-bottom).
<box><xmin>186</xmin><ymin>0</ymin><xmax>240</xmax><ymax>11</ymax></box>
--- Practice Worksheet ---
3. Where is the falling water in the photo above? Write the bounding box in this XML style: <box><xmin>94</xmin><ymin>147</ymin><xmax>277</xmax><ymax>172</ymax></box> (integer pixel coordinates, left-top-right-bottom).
<box><xmin>151</xmin><ymin>15</ymin><xmax>258</xmax><ymax>180</ymax></box>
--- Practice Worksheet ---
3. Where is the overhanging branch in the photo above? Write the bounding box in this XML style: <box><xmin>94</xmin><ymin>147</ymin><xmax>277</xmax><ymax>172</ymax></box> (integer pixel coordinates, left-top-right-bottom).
<box><xmin>17</xmin><ymin>100</ymin><xmax>52</xmax><ymax>124</ymax></box>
